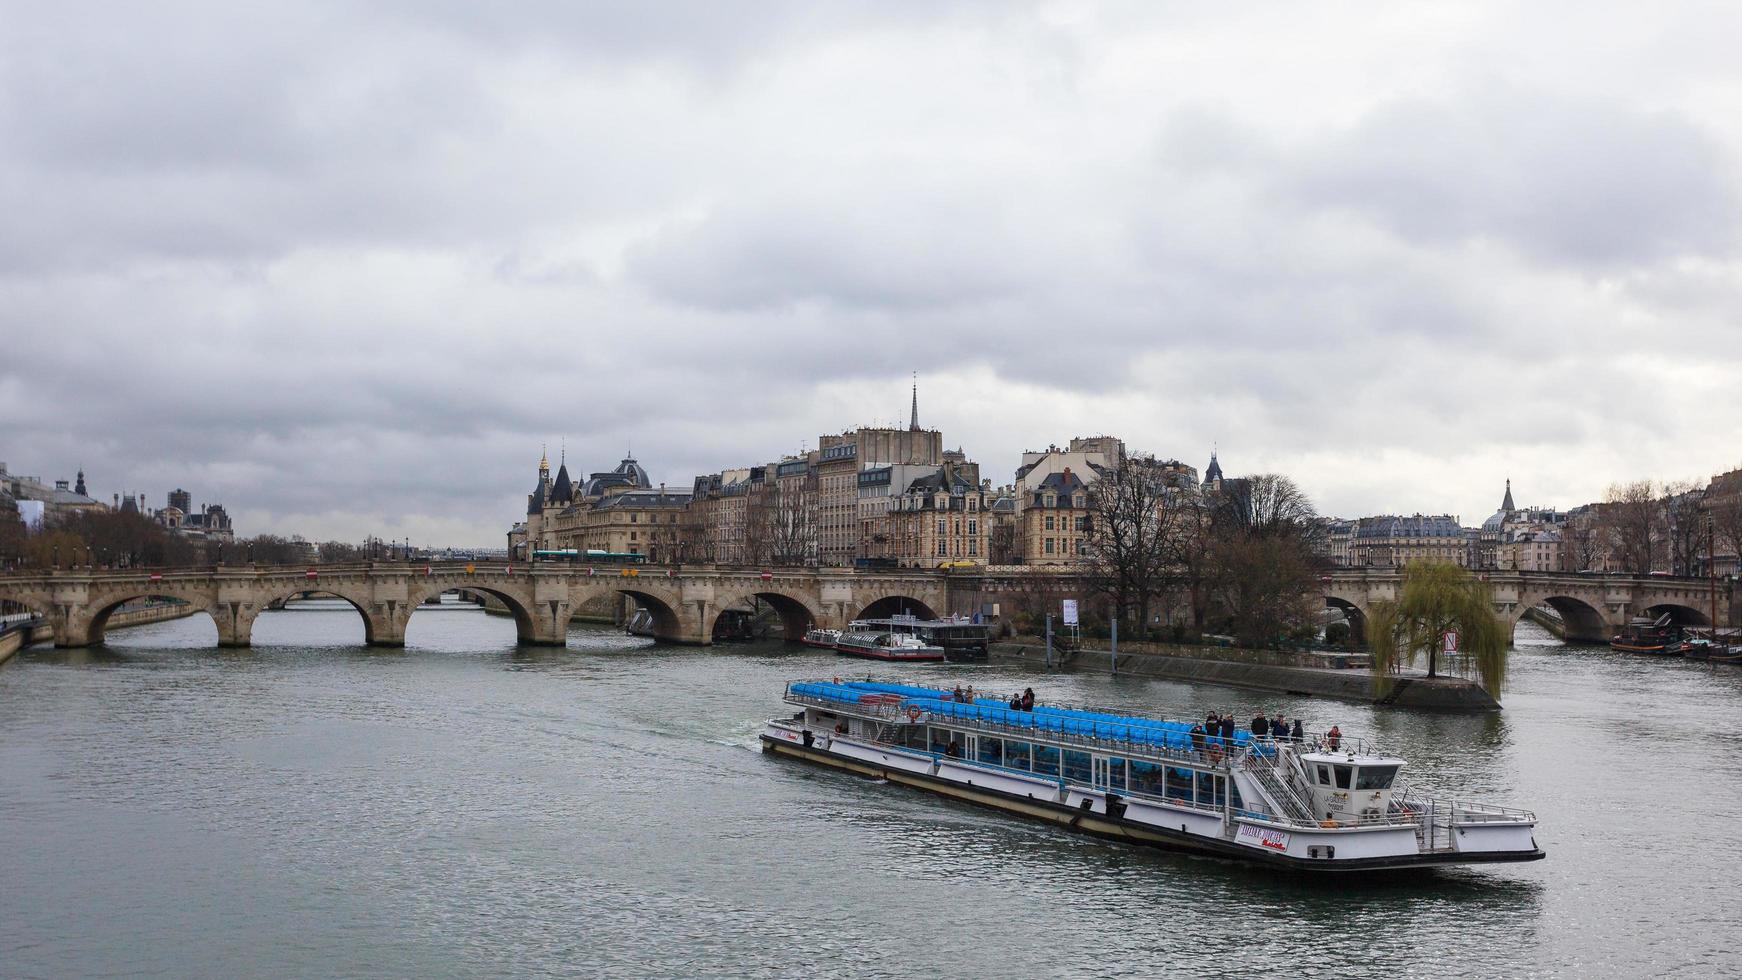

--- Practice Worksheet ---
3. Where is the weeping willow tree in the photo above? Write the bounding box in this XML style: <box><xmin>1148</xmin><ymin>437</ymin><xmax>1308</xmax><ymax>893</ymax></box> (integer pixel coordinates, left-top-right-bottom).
<box><xmin>1367</xmin><ymin>562</ymin><xmax>1509</xmax><ymax>697</ymax></box>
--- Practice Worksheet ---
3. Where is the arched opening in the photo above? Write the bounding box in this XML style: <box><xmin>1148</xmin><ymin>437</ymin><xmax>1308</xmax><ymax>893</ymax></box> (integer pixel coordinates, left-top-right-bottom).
<box><xmin>1644</xmin><ymin>603</ymin><xmax>1711</xmax><ymax>628</ymax></box>
<box><xmin>400</xmin><ymin>586</ymin><xmax>520</xmax><ymax>648</ymax></box>
<box><xmin>853</xmin><ymin>595</ymin><xmax>939</xmax><ymax>622</ymax></box>
<box><xmin>84</xmin><ymin>594</ymin><xmax>218</xmax><ymax>647</ymax></box>
<box><xmin>1</xmin><ymin>593</ymin><xmax>53</xmax><ymax>649</ymax></box>
<box><xmin>252</xmin><ymin>588</ymin><xmax>375</xmax><ymax>646</ymax></box>
<box><xmin>619</xmin><ymin>589</ymin><xmax>685</xmax><ymax>643</ymax></box>
<box><xmin>709</xmin><ymin>592</ymin><xmax>817</xmax><ymax>643</ymax></box>
<box><xmin>401</xmin><ymin>583</ymin><xmax>538</xmax><ymax>647</ymax></box>
<box><xmin>1533</xmin><ymin>596</ymin><xmax>1611</xmax><ymax>644</ymax></box>
<box><xmin>1323</xmin><ymin>597</ymin><xmax>1366</xmax><ymax>648</ymax></box>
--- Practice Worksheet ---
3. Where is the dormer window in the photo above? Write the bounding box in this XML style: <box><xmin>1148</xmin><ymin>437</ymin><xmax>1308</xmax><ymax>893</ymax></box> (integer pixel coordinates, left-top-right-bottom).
<box><xmin>1072</xmin><ymin>494</ymin><xmax>1084</xmax><ymax>508</ymax></box>
<box><xmin>1044</xmin><ymin>493</ymin><xmax>1056</xmax><ymax>507</ymax></box>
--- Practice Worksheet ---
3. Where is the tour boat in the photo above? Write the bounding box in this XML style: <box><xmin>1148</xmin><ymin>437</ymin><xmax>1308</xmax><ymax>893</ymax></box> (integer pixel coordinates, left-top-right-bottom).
<box><xmin>800</xmin><ymin>628</ymin><xmax>842</xmax><ymax>649</ymax></box>
<box><xmin>848</xmin><ymin>615</ymin><xmax>991</xmax><ymax>662</ymax></box>
<box><xmin>833</xmin><ymin>625</ymin><xmax>946</xmax><ymax>662</ymax></box>
<box><xmin>762</xmin><ymin>679</ymin><xmax>1544</xmax><ymax>872</ymax></box>
<box><xmin>1610</xmin><ymin>614</ymin><xmax>1689</xmax><ymax>655</ymax></box>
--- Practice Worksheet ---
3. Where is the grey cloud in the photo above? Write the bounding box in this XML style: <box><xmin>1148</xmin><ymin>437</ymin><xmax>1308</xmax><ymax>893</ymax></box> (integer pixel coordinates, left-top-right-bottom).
<box><xmin>1283</xmin><ymin>86</ymin><xmax>1740</xmax><ymax>266</ymax></box>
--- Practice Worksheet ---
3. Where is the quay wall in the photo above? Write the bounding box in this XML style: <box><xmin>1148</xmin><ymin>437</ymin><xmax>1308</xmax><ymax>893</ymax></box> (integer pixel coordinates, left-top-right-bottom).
<box><xmin>0</xmin><ymin>622</ymin><xmax>53</xmax><ymax>666</ymax></box>
<box><xmin>1523</xmin><ymin>607</ymin><xmax>1569</xmax><ymax>639</ymax></box>
<box><xmin>990</xmin><ymin>640</ymin><xmax>1500</xmax><ymax>712</ymax></box>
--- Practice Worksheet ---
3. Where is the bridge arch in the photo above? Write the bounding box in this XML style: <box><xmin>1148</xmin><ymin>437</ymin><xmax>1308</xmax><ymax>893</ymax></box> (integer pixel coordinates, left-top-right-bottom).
<box><xmin>569</xmin><ymin>582</ymin><xmax>690</xmax><ymax>644</ymax></box>
<box><xmin>401</xmin><ymin>580</ymin><xmax>539</xmax><ymax>645</ymax></box>
<box><xmin>76</xmin><ymin>584</ymin><xmax>226</xmax><ymax>647</ymax></box>
<box><xmin>1323</xmin><ymin>597</ymin><xmax>1367</xmax><ymax>648</ymax></box>
<box><xmin>851</xmin><ymin>594</ymin><xmax>940</xmax><ymax>622</ymax></box>
<box><xmin>1643</xmin><ymin>603</ymin><xmax>1711</xmax><ymax>627</ymax></box>
<box><xmin>1521</xmin><ymin>594</ymin><xmax>1612</xmax><ymax>644</ymax></box>
<box><xmin>248</xmin><ymin>584</ymin><xmax>385</xmax><ymax>646</ymax></box>
<box><xmin>709</xmin><ymin>590</ymin><xmax>821</xmax><ymax>642</ymax></box>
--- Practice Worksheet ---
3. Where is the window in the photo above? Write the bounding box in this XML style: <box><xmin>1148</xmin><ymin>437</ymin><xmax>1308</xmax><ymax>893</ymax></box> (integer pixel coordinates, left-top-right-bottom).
<box><xmin>630</xmin><ymin>514</ymin><xmax>638</xmax><ymax>523</ymax></box>
<box><xmin>1033</xmin><ymin>745</ymin><xmax>1060</xmax><ymax>776</ymax></box>
<box><xmin>1044</xmin><ymin>538</ymin><xmax>1055</xmax><ymax>554</ymax></box>
<box><xmin>937</xmin><ymin>542</ymin><xmax>947</xmax><ymax>556</ymax></box>
<box><xmin>1075</xmin><ymin>516</ymin><xmax>1087</xmax><ymax>531</ymax></box>
<box><xmin>629</xmin><ymin>531</ymin><xmax>637</xmax><ymax>541</ymax></box>
<box><xmin>967</xmin><ymin>540</ymin><xmax>978</xmax><ymax>556</ymax></box>
<box><xmin>1045</xmin><ymin>516</ymin><xmax>1055</xmax><ymax>531</ymax></box>
<box><xmin>967</xmin><ymin>519</ymin><xmax>977</xmax><ymax>535</ymax></box>
<box><xmin>1333</xmin><ymin>764</ymin><xmax>1352</xmax><ymax>789</ymax></box>
<box><xmin>1063</xmin><ymin>750</ymin><xmax>1092</xmax><ymax>784</ymax></box>
<box><xmin>1109</xmin><ymin>758</ymin><xmax>1127</xmax><ymax>792</ymax></box>
<box><xmin>937</xmin><ymin>519</ymin><xmax>946</xmax><ymax>535</ymax></box>
<box><xmin>1355</xmin><ymin>766</ymin><xmax>1399</xmax><ymax>790</ymax></box>
<box><xmin>978</xmin><ymin>738</ymin><xmax>1003</xmax><ymax>767</ymax></box>
<box><xmin>1316</xmin><ymin>764</ymin><xmax>1332</xmax><ymax>785</ymax></box>
<box><xmin>1004</xmin><ymin>741</ymin><xmax>1031</xmax><ymax>771</ymax></box>
<box><xmin>1076</xmin><ymin>539</ymin><xmax>1088</xmax><ymax>556</ymax></box>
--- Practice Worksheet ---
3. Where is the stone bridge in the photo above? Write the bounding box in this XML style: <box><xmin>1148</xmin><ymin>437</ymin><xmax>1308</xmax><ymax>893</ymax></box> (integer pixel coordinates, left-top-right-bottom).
<box><xmin>0</xmin><ymin>562</ymin><xmax>957</xmax><ymax>649</ymax></box>
<box><xmin>1324</xmin><ymin>569</ymin><xmax>1736</xmax><ymax>643</ymax></box>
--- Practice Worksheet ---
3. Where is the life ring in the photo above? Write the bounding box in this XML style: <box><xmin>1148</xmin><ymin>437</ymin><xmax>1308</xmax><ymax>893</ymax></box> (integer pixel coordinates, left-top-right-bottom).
<box><xmin>906</xmin><ymin>706</ymin><xmax>922</xmax><ymax>723</ymax></box>
<box><xmin>1206</xmin><ymin>743</ymin><xmax>1224</xmax><ymax>764</ymax></box>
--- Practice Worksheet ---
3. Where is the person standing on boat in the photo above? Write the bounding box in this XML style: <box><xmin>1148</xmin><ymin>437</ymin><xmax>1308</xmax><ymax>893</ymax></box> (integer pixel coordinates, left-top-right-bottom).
<box><xmin>1204</xmin><ymin>712</ymin><xmax>1220</xmax><ymax>747</ymax></box>
<box><xmin>1252</xmin><ymin>712</ymin><xmax>1269</xmax><ymax>738</ymax></box>
<box><xmin>1190</xmin><ymin>722</ymin><xmax>1206</xmax><ymax>755</ymax></box>
<box><xmin>1008</xmin><ymin>691</ymin><xmax>1022</xmax><ymax>710</ymax></box>
<box><xmin>1290</xmin><ymin>718</ymin><xmax>1304</xmax><ymax>744</ymax></box>
<box><xmin>1326</xmin><ymin>725</ymin><xmax>1342</xmax><ymax>751</ymax></box>
<box><xmin>1271</xmin><ymin>714</ymin><xmax>1288</xmax><ymax>739</ymax></box>
<box><xmin>1219</xmin><ymin>713</ymin><xmax>1236</xmax><ymax>742</ymax></box>
<box><xmin>1020</xmin><ymin>688</ymin><xmax>1035</xmax><ymax>711</ymax></box>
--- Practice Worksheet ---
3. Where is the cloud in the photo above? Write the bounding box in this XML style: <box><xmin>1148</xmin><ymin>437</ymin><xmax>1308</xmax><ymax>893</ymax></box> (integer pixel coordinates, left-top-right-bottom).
<box><xmin>3</xmin><ymin>1</ymin><xmax>1742</xmax><ymax>545</ymax></box>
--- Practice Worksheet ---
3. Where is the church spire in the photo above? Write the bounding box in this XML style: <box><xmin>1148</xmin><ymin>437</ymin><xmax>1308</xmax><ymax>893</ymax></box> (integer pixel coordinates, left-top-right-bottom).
<box><xmin>909</xmin><ymin>374</ymin><xmax>919</xmax><ymax>432</ymax></box>
<box><xmin>1501</xmin><ymin>478</ymin><xmax>1515</xmax><ymax>513</ymax></box>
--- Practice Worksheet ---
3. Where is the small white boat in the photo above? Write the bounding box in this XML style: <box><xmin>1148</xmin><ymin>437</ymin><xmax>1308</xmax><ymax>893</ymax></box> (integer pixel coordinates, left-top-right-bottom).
<box><xmin>799</xmin><ymin>628</ymin><xmax>842</xmax><ymax>649</ymax></box>
<box><xmin>763</xmin><ymin>679</ymin><xmax>1544</xmax><ymax>872</ymax></box>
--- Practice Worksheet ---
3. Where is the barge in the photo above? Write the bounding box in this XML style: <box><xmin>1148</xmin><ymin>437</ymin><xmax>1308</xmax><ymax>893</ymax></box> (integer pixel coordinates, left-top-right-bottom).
<box><xmin>762</xmin><ymin>679</ymin><xmax>1544</xmax><ymax>872</ymax></box>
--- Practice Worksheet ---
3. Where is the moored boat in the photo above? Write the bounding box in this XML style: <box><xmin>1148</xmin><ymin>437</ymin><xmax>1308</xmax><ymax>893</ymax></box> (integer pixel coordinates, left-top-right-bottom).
<box><xmin>834</xmin><ymin>627</ymin><xmax>946</xmax><ymax>662</ymax></box>
<box><xmin>762</xmin><ymin>679</ymin><xmax>1544</xmax><ymax>872</ymax></box>
<box><xmin>1611</xmin><ymin>614</ymin><xmax>1687</xmax><ymax>655</ymax></box>
<box><xmin>800</xmin><ymin>628</ymin><xmax>842</xmax><ymax>649</ymax></box>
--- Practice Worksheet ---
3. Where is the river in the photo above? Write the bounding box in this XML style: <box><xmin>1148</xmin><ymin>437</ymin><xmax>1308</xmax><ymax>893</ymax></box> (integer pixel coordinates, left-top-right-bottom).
<box><xmin>2</xmin><ymin>600</ymin><xmax>1739</xmax><ymax>978</ymax></box>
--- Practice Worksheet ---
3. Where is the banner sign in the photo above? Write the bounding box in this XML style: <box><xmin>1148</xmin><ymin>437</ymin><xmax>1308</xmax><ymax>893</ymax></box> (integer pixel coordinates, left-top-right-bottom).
<box><xmin>1061</xmin><ymin>599</ymin><xmax>1079</xmax><ymax>626</ymax></box>
<box><xmin>1236</xmin><ymin>824</ymin><xmax>1291</xmax><ymax>852</ymax></box>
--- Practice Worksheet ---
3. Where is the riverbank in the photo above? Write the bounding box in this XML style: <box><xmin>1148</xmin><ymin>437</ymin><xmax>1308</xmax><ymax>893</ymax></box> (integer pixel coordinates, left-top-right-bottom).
<box><xmin>990</xmin><ymin>639</ymin><xmax>1501</xmax><ymax>711</ymax></box>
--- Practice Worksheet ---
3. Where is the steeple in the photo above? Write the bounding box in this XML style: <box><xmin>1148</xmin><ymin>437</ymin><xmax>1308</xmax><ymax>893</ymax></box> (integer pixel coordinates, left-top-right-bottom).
<box><xmin>74</xmin><ymin>469</ymin><xmax>86</xmax><ymax>496</ymax></box>
<box><xmin>1203</xmin><ymin>449</ymin><xmax>1223</xmax><ymax>485</ymax></box>
<box><xmin>1501</xmin><ymin>478</ymin><xmax>1515</xmax><ymax>513</ymax></box>
<box><xmin>909</xmin><ymin>374</ymin><xmax>919</xmax><ymax>432</ymax></box>
<box><xmin>539</xmin><ymin>445</ymin><xmax>550</xmax><ymax>478</ymax></box>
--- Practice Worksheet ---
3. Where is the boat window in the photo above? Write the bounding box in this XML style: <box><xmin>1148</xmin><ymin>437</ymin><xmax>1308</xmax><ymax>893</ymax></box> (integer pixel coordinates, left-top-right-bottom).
<box><xmin>1166</xmin><ymin>766</ymin><xmax>1195</xmax><ymax>802</ymax></box>
<box><xmin>1355</xmin><ymin>765</ymin><xmax>1399</xmax><ymax>790</ymax></box>
<box><xmin>1129</xmin><ymin>760</ymin><xmax>1163</xmax><ymax>795</ymax></box>
<box><xmin>1063</xmin><ymin>750</ymin><xmax>1092</xmax><ymax>784</ymax></box>
<box><xmin>902</xmin><ymin>726</ymin><xmax>927</xmax><ymax>750</ymax></box>
<box><xmin>1109</xmin><ymin>758</ymin><xmax>1127</xmax><ymax>792</ymax></box>
<box><xmin>930</xmin><ymin>728</ymin><xmax>951</xmax><ymax>755</ymax></box>
<box><xmin>1197</xmin><ymin>771</ymin><xmax>1218</xmax><ymax>806</ymax></box>
<box><xmin>1228</xmin><ymin>780</ymin><xmax>1243</xmax><ymax>810</ymax></box>
<box><xmin>1033</xmin><ymin>744</ymin><xmax>1060</xmax><ymax>776</ymax></box>
<box><xmin>978</xmin><ymin>737</ymin><xmax>1003</xmax><ymax>767</ymax></box>
<box><xmin>1333</xmin><ymin>764</ymin><xmax>1352</xmax><ymax>789</ymax></box>
<box><xmin>1005</xmin><ymin>741</ymin><xmax>1032</xmax><ymax>771</ymax></box>
<box><xmin>1316</xmin><ymin>764</ymin><xmax>1332</xmax><ymax>785</ymax></box>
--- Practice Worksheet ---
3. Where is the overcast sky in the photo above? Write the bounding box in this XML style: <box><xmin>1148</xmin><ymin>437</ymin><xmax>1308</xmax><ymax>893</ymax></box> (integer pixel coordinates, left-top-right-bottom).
<box><xmin>5</xmin><ymin>2</ymin><xmax>1741</xmax><ymax>546</ymax></box>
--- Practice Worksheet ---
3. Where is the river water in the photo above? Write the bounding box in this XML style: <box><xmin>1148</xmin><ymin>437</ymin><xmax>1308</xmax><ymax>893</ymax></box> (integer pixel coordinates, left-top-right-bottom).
<box><xmin>2</xmin><ymin>601</ymin><xmax>1739</xmax><ymax>978</ymax></box>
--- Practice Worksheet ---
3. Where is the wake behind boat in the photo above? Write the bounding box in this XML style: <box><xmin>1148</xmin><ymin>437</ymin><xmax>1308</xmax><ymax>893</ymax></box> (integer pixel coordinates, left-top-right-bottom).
<box><xmin>762</xmin><ymin>679</ymin><xmax>1544</xmax><ymax>872</ymax></box>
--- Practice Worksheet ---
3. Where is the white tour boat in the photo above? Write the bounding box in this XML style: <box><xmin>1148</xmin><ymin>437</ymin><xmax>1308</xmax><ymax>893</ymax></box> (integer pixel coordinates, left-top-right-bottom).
<box><xmin>800</xmin><ymin>628</ymin><xmax>843</xmax><ymax>649</ymax></box>
<box><xmin>762</xmin><ymin>679</ymin><xmax>1544</xmax><ymax>872</ymax></box>
<box><xmin>833</xmin><ymin>622</ymin><xmax>946</xmax><ymax>662</ymax></box>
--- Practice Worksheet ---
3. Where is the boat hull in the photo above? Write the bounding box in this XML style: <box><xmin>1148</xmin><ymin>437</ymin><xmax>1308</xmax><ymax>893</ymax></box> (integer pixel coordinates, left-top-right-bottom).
<box><xmin>798</xmin><ymin>637</ymin><xmax>840</xmax><ymax>650</ymax></box>
<box><xmin>761</xmin><ymin>733</ymin><xmax>1544</xmax><ymax>873</ymax></box>
<box><xmin>833</xmin><ymin>644</ymin><xmax>946</xmax><ymax>663</ymax></box>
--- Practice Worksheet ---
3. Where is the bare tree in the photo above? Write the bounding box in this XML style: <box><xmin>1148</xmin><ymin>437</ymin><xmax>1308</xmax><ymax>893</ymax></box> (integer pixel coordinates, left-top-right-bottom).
<box><xmin>988</xmin><ymin>521</ymin><xmax>1019</xmax><ymax>565</ymax></box>
<box><xmin>1206</xmin><ymin>474</ymin><xmax>1323</xmax><ymax>647</ymax></box>
<box><xmin>765</xmin><ymin>479</ymin><xmax>816</xmax><ymax>566</ymax></box>
<box><xmin>1086</xmin><ymin>452</ymin><xmax>1178</xmax><ymax>636</ymax></box>
<box><xmin>1603</xmin><ymin>481</ymin><xmax>1660</xmax><ymax>573</ymax></box>
<box><xmin>1661</xmin><ymin>479</ymin><xmax>1705</xmax><ymax>576</ymax></box>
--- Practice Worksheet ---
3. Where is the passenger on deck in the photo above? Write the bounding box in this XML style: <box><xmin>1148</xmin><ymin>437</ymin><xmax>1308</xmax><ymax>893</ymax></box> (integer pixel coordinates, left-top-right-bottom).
<box><xmin>1219</xmin><ymin>714</ymin><xmax>1236</xmax><ymax>742</ymax></box>
<box><xmin>1205</xmin><ymin>711</ymin><xmax>1220</xmax><ymax>738</ymax></box>
<box><xmin>1271</xmin><ymin>714</ymin><xmax>1288</xmax><ymax>739</ymax></box>
<box><xmin>1290</xmin><ymin>718</ymin><xmax>1305</xmax><ymax>744</ymax></box>
<box><xmin>1326</xmin><ymin>725</ymin><xmax>1342</xmax><ymax>751</ymax></box>
<box><xmin>1009</xmin><ymin>692</ymin><xmax>1023</xmax><ymax>710</ymax></box>
<box><xmin>1252</xmin><ymin>712</ymin><xmax>1269</xmax><ymax>737</ymax></box>
<box><xmin>952</xmin><ymin>684</ymin><xmax>966</xmax><ymax>703</ymax></box>
<box><xmin>1021</xmin><ymin>688</ymin><xmax>1035</xmax><ymax>711</ymax></box>
<box><xmin>1190</xmin><ymin>723</ymin><xmax>1206</xmax><ymax>754</ymax></box>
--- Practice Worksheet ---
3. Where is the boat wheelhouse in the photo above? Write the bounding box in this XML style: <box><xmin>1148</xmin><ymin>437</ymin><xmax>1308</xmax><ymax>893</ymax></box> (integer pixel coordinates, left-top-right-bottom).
<box><xmin>762</xmin><ymin>679</ymin><xmax>1543</xmax><ymax>872</ymax></box>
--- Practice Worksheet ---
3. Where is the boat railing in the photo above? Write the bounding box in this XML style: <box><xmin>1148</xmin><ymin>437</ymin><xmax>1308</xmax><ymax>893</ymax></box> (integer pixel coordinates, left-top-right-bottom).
<box><xmin>784</xmin><ymin>678</ymin><xmax>1382</xmax><ymax>756</ymax></box>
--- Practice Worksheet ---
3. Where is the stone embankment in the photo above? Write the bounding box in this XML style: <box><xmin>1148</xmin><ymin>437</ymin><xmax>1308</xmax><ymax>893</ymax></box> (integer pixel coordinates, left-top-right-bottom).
<box><xmin>991</xmin><ymin>638</ymin><xmax>1500</xmax><ymax>712</ymax></box>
